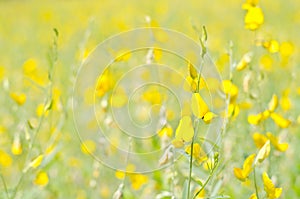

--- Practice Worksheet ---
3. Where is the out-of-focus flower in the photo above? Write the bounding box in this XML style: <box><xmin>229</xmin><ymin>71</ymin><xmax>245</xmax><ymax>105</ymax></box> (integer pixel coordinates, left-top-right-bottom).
<box><xmin>233</xmin><ymin>153</ymin><xmax>256</xmax><ymax>181</ymax></box>
<box><xmin>81</xmin><ymin>140</ymin><xmax>96</xmax><ymax>155</ymax></box>
<box><xmin>30</xmin><ymin>155</ymin><xmax>44</xmax><ymax>168</ymax></box>
<box><xmin>268</xmin><ymin>94</ymin><xmax>278</xmax><ymax>112</ymax></box>
<box><xmin>266</xmin><ymin>132</ymin><xmax>288</xmax><ymax>152</ymax></box>
<box><xmin>10</xmin><ymin>92</ymin><xmax>26</xmax><ymax>106</ymax></box>
<box><xmin>270</xmin><ymin>112</ymin><xmax>290</xmax><ymax>128</ymax></box>
<box><xmin>236</xmin><ymin>52</ymin><xmax>252</xmax><ymax>71</ymax></box>
<box><xmin>253</xmin><ymin>132</ymin><xmax>268</xmax><ymax>149</ymax></box>
<box><xmin>34</xmin><ymin>171</ymin><xmax>49</xmax><ymax>186</ymax></box>
<box><xmin>280</xmin><ymin>89</ymin><xmax>291</xmax><ymax>111</ymax></box>
<box><xmin>262</xmin><ymin>172</ymin><xmax>282</xmax><ymax>199</ymax></box>
<box><xmin>0</xmin><ymin>150</ymin><xmax>13</xmax><ymax>167</ymax></box>
<box><xmin>185</xmin><ymin>143</ymin><xmax>207</xmax><ymax>164</ymax></box>
<box><xmin>157</xmin><ymin>125</ymin><xmax>173</xmax><ymax>138</ymax></box>
<box><xmin>222</xmin><ymin>80</ymin><xmax>239</xmax><ymax>103</ymax></box>
<box><xmin>11</xmin><ymin>134</ymin><xmax>22</xmax><ymax>155</ymax></box>
<box><xmin>254</xmin><ymin>140</ymin><xmax>270</xmax><ymax>164</ymax></box>
<box><xmin>0</xmin><ymin>66</ymin><xmax>5</xmax><ymax>81</ymax></box>
<box><xmin>263</xmin><ymin>40</ymin><xmax>280</xmax><ymax>53</ymax></box>
<box><xmin>249</xmin><ymin>193</ymin><xmax>258</xmax><ymax>199</ymax></box>
<box><xmin>244</xmin><ymin>6</ymin><xmax>264</xmax><ymax>31</ymax></box>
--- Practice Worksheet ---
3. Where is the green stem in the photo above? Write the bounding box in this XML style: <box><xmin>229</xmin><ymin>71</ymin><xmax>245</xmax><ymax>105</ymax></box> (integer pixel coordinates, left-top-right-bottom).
<box><xmin>0</xmin><ymin>174</ymin><xmax>10</xmax><ymax>199</ymax></box>
<box><xmin>253</xmin><ymin>167</ymin><xmax>260</xmax><ymax>199</ymax></box>
<box><xmin>193</xmin><ymin>159</ymin><xmax>218</xmax><ymax>199</ymax></box>
<box><xmin>187</xmin><ymin>139</ymin><xmax>195</xmax><ymax>199</ymax></box>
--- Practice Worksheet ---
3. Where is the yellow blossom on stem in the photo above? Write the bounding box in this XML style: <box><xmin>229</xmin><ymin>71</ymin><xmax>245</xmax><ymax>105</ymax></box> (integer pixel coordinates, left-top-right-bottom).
<box><xmin>233</xmin><ymin>154</ymin><xmax>256</xmax><ymax>181</ymax></box>
<box><xmin>244</xmin><ymin>6</ymin><xmax>264</xmax><ymax>31</ymax></box>
<box><xmin>262</xmin><ymin>172</ymin><xmax>282</xmax><ymax>199</ymax></box>
<box><xmin>255</xmin><ymin>140</ymin><xmax>270</xmax><ymax>164</ymax></box>
<box><xmin>252</xmin><ymin>132</ymin><xmax>268</xmax><ymax>148</ymax></box>
<box><xmin>172</xmin><ymin>116</ymin><xmax>194</xmax><ymax>148</ymax></box>
<box><xmin>185</xmin><ymin>143</ymin><xmax>207</xmax><ymax>164</ymax></box>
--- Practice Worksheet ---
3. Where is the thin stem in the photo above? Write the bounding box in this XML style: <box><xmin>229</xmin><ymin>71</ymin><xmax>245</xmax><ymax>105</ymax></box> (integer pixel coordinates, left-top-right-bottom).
<box><xmin>193</xmin><ymin>160</ymin><xmax>218</xmax><ymax>199</ymax></box>
<box><xmin>187</xmin><ymin>119</ymin><xmax>200</xmax><ymax>199</ymax></box>
<box><xmin>1</xmin><ymin>174</ymin><xmax>10</xmax><ymax>199</ymax></box>
<box><xmin>253</xmin><ymin>167</ymin><xmax>260</xmax><ymax>199</ymax></box>
<box><xmin>187</xmin><ymin>139</ymin><xmax>195</xmax><ymax>199</ymax></box>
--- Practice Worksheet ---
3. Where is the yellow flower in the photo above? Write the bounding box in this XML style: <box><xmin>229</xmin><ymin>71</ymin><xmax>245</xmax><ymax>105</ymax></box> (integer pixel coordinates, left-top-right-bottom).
<box><xmin>0</xmin><ymin>66</ymin><xmax>5</xmax><ymax>81</ymax></box>
<box><xmin>236</xmin><ymin>52</ymin><xmax>252</xmax><ymax>71</ymax></box>
<box><xmin>280</xmin><ymin>41</ymin><xmax>294</xmax><ymax>58</ymax></box>
<box><xmin>263</xmin><ymin>40</ymin><xmax>280</xmax><ymax>53</ymax></box>
<box><xmin>255</xmin><ymin>140</ymin><xmax>270</xmax><ymax>164</ymax></box>
<box><xmin>268</xmin><ymin>94</ymin><xmax>278</xmax><ymax>112</ymax></box>
<box><xmin>270</xmin><ymin>112</ymin><xmax>290</xmax><ymax>128</ymax></box>
<box><xmin>280</xmin><ymin>89</ymin><xmax>291</xmax><ymax>111</ymax></box>
<box><xmin>191</xmin><ymin>93</ymin><xmax>209</xmax><ymax>119</ymax></box>
<box><xmin>95</xmin><ymin>70</ymin><xmax>115</xmax><ymax>98</ymax></box>
<box><xmin>260</xmin><ymin>54</ymin><xmax>273</xmax><ymax>71</ymax></box>
<box><xmin>81</xmin><ymin>140</ymin><xmax>96</xmax><ymax>154</ymax></box>
<box><xmin>0</xmin><ymin>150</ymin><xmax>13</xmax><ymax>167</ymax></box>
<box><xmin>10</xmin><ymin>92</ymin><xmax>26</xmax><ymax>106</ymax></box>
<box><xmin>142</xmin><ymin>86</ymin><xmax>164</xmax><ymax>105</ymax></box>
<box><xmin>262</xmin><ymin>172</ymin><xmax>282</xmax><ymax>199</ymax></box>
<box><xmin>130</xmin><ymin>173</ymin><xmax>148</xmax><ymax>190</ymax></box>
<box><xmin>248</xmin><ymin>113</ymin><xmax>263</xmax><ymax>125</ymax></box>
<box><xmin>34</xmin><ymin>171</ymin><xmax>49</xmax><ymax>186</ymax></box>
<box><xmin>226</xmin><ymin>103</ymin><xmax>240</xmax><ymax>119</ymax></box>
<box><xmin>233</xmin><ymin>154</ymin><xmax>256</xmax><ymax>181</ymax></box>
<box><xmin>222</xmin><ymin>80</ymin><xmax>239</xmax><ymax>103</ymax></box>
<box><xmin>30</xmin><ymin>155</ymin><xmax>44</xmax><ymax>168</ymax></box>
<box><xmin>157</xmin><ymin>125</ymin><xmax>173</xmax><ymax>138</ymax></box>
<box><xmin>185</xmin><ymin>143</ymin><xmax>207</xmax><ymax>164</ymax></box>
<box><xmin>244</xmin><ymin>6</ymin><xmax>264</xmax><ymax>31</ymax></box>
<box><xmin>172</xmin><ymin>116</ymin><xmax>194</xmax><ymax>148</ymax></box>
<box><xmin>252</xmin><ymin>132</ymin><xmax>268</xmax><ymax>148</ymax></box>
<box><xmin>11</xmin><ymin>135</ymin><xmax>22</xmax><ymax>155</ymax></box>
<box><xmin>266</xmin><ymin>132</ymin><xmax>288</xmax><ymax>152</ymax></box>
<box><xmin>249</xmin><ymin>193</ymin><xmax>258</xmax><ymax>199</ymax></box>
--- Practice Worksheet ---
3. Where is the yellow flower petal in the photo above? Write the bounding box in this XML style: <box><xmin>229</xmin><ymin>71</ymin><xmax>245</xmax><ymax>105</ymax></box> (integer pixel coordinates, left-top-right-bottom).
<box><xmin>252</xmin><ymin>132</ymin><xmax>268</xmax><ymax>148</ymax></box>
<box><xmin>191</xmin><ymin>93</ymin><xmax>209</xmax><ymax>119</ymax></box>
<box><xmin>222</xmin><ymin>80</ymin><xmax>239</xmax><ymax>102</ymax></box>
<box><xmin>262</xmin><ymin>172</ymin><xmax>282</xmax><ymax>199</ymax></box>
<box><xmin>255</xmin><ymin>140</ymin><xmax>270</xmax><ymax>164</ymax></box>
<box><xmin>10</xmin><ymin>92</ymin><xmax>26</xmax><ymax>106</ymax></box>
<box><xmin>34</xmin><ymin>171</ymin><xmax>49</xmax><ymax>186</ymax></box>
<box><xmin>157</xmin><ymin>125</ymin><xmax>173</xmax><ymax>138</ymax></box>
<box><xmin>203</xmin><ymin>112</ymin><xmax>217</xmax><ymax>124</ymax></box>
<box><xmin>248</xmin><ymin>113</ymin><xmax>262</xmax><ymax>125</ymax></box>
<box><xmin>175</xmin><ymin>116</ymin><xmax>194</xmax><ymax>142</ymax></box>
<box><xmin>268</xmin><ymin>94</ymin><xmax>278</xmax><ymax>112</ymax></box>
<box><xmin>266</xmin><ymin>132</ymin><xmax>288</xmax><ymax>152</ymax></box>
<box><xmin>244</xmin><ymin>6</ymin><xmax>264</xmax><ymax>31</ymax></box>
<box><xmin>30</xmin><ymin>155</ymin><xmax>44</xmax><ymax>168</ymax></box>
<box><xmin>236</xmin><ymin>52</ymin><xmax>252</xmax><ymax>71</ymax></box>
<box><xmin>81</xmin><ymin>140</ymin><xmax>96</xmax><ymax>154</ymax></box>
<box><xmin>270</xmin><ymin>112</ymin><xmax>290</xmax><ymax>128</ymax></box>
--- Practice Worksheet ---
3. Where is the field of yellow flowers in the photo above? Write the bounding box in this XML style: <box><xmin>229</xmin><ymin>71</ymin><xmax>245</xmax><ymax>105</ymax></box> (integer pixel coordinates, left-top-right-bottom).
<box><xmin>1</xmin><ymin>0</ymin><xmax>300</xmax><ymax>198</ymax></box>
